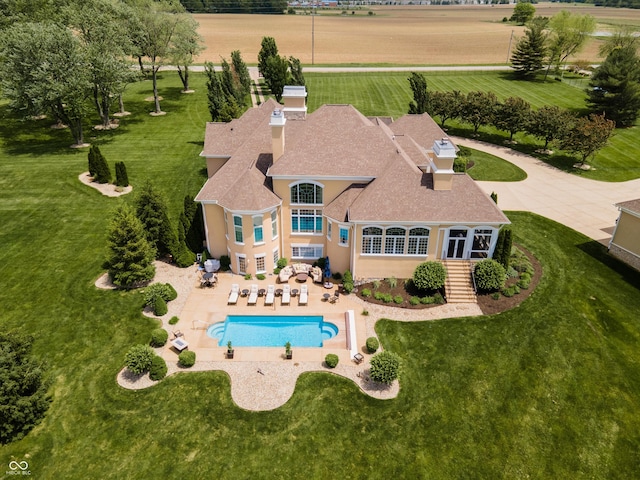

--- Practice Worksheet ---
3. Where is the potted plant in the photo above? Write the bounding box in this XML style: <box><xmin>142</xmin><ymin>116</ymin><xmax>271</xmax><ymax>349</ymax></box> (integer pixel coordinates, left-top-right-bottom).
<box><xmin>285</xmin><ymin>341</ymin><xmax>292</xmax><ymax>360</ymax></box>
<box><xmin>227</xmin><ymin>340</ymin><xmax>234</xmax><ymax>359</ymax></box>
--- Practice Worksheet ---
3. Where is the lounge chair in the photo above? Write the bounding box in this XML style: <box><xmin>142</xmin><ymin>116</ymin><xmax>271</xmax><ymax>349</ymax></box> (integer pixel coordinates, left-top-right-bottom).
<box><xmin>329</xmin><ymin>290</ymin><xmax>340</xmax><ymax>304</ymax></box>
<box><xmin>281</xmin><ymin>284</ymin><xmax>290</xmax><ymax>305</ymax></box>
<box><xmin>247</xmin><ymin>284</ymin><xmax>259</xmax><ymax>305</ymax></box>
<box><xmin>265</xmin><ymin>285</ymin><xmax>275</xmax><ymax>305</ymax></box>
<box><xmin>299</xmin><ymin>284</ymin><xmax>308</xmax><ymax>305</ymax></box>
<box><xmin>228</xmin><ymin>284</ymin><xmax>239</xmax><ymax>305</ymax></box>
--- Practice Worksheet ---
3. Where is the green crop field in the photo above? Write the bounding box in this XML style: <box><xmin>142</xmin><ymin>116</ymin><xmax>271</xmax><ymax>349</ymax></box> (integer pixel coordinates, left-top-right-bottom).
<box><xmin>1</xmin><ymin>73</ymin><xmax>640</xmax><ymax>478</ymax></box>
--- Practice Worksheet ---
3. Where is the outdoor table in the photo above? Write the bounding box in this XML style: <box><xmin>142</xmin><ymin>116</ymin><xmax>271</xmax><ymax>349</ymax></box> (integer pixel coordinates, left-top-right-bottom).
<box><xmin>323</xmin><ymin>293</ymin><xmax>331</xmax><ymax>301</ymax></box>
<box><xmin>275</xmin><ymin>289</ymin><xmax>283</xmax><ymax>297</ymax></box>
<box><xmin>171</xmin><ymin>338</ymin><xmax>189</xmax><ymax>352</ymax></box>
<box><xmin>241</xmin><ymin>289</ymin><xmax>249</xmax><ymax>297</ymax></box>
<box><xmin>203</xmin><ymin>272</ymin><xmax>214</xmax><ymax>280</ymax></box>
<box><xmin>291</xmin><ymin>289</ymin><xmax>299</xmax><ymax>297</ymax></box>
<box><xmin>258</xmin><ymin>288</ymin><xmax>266</xmax><ymax>297</ymax></box>
<box><xmin>296</xmin><ymin>273</ymin><xmax>308</xmax><ymax>283</ymax></box>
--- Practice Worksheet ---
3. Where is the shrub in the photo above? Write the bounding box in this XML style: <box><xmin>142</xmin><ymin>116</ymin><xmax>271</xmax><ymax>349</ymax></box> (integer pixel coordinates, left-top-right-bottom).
<box><xmin>506</xmin><ymin>266</ymin><xmax>519</xmax><ymax>278</ymax></box>
<box><xmin>343</xmin><ymin>270</ymin><xmax>353</xmax><ymax>284</ymax></box>
<box><xmin>173</xmin><ymin>246</ymin><xmax>195</xmax><ymax>268</ymax></box>
<box><xmin>393</xmin><ymin>295</ymin><xmax>404</xmax><ymax>304</ymax></box>
<box><xmin>325</xmin><ymin>354</ymin><xmax>339</xmax><ymax>368</ymax></box>
<box><xmin>491</xmin><ymin>292</ymin><xmax>501</xmax><ymax>300</ymax></box>
<box><xmin>256</xmin><ymin>274</ymin><xmax>266</xmax><ymax>280</ymax></box>
<box><xmin>387</xmin><ymin>277</ymin><xmax>397</xmax><ymax>288</ymax></box>
<box><xmin>453</xmin><ymin>157</ymin><xmax>468</xmax><ymax>172</ymax></box>
<box><xmin>361</xmin><ymin>288</ymin><xmax>371</xmax><ymax>298</ymax></box>
<box><xmin>421</xmin><ymin>296</ymin><xmax>435</xmax><ymax>304</ymax></box>
<box><xmin>409</xmin><ymin>296</ymin><xmax>420</xmax><ymax>305</ymax></box>
<box><xmin>502</xmin><ymin>286</ymin><xmax>515</xmax><ymax>297</ymax></box>
<box><xmin>144</xmin><ymin>283</ymin><xmax>176</xmax><ymax>306</ymax></box>
<box><xmin>361</xmin><ymin>309</ymin><xmax>369</xmax><ymax>316</ymax></box>
<box><xmin>124</xmin><ymin>344</ymin><xmax>155</xmax><ymax>374</ymax></box>
<box><xmin>474</xmin><ymin>259</ymin><xmax>506</xmax><ymax>292</ymax></box>
<box><xmin>372</xmin><ymin>279</ymin><xmax>381</xmax><ymax>289</ymax></box>
<box><xmin>434</xmin><ymin>292</ymin><xmax>445</xmax><ymax>304</ymax></box>
<box><xmin>150</xmin><ymin>328</ymin><xmax>168</xmax><ymax>347</ymax></box>
<box><xmin>343</xmin><ymin>281</ymin><xmax>354</xmax><ymax>294</ymax></box>
<box><xmin>149</xmin><ymin>355</ymin><xmax>167</xmax><ymax>380</ymax></box>
<box><xmin>274</xmin><ymin>267</ymin><xmax>281</xmax><ymax>274</ymax></box>
<box><xmin>517</xmin><ymin>278</ymin><xmax>530</xmax><ymax>289</ymax></box>
<box><xmin>381</xmin><ymin>293</ymin><xmax>393</xmax><ymax>303</ymax></box>
<box><xmin>413</xmin><ymin>261</ymin><xmax>447</xmax><ymax>291</ymax></box>
<box><xmin>153</xmin><ymin>297</ymin><xmax>168</xmax><ymax>316</ymax></box>
<box><xmin>165</xmin><ymin>284</ymin><xmax>178</xmax><ymax>301</ymax></box>
<box><xmin>220</xmin><ymin>255</ymin><xmax>231</xmax><ymax>271</ymax></box>
<box><xmin>369</xmin><ymin>351</ymin><xmax>402</xmax><ymax>384</ymax></box>
<box><xmin>315</xmin><ymin>257</ymin><xmax>326</xmax><ymax>269</ymax></box>
<box><xmin>374</xmin><ymin>291</ymin><xmax>384</xmax><ymax>300</ymax></box>
<box><xmin>178</xmin><ymin>350</ymin><xmax>196</xmax><ymax>368</ymax></box>
<box><xmin>115</xmin><ymin>161</ymin><xmax>129</xmax><ymax>187</ymax></box>
<box><xmin>366</xmin><ymin>337</ymin><xmax>379</xmax><ymax>353</ymax></box>
<box><xmin>169</xmin><ymin>316</ymin><xmax>179</xmax><ymax>325</ymax></box>
<box><xmin>332</xmin><ymin>272</ymin><xmax>342</xmax><ymax>280</ymax></box>
<box><xmin>277</xmin><ymin>257</ymin><xmax>288</xmax><ymax>269</ymax></box>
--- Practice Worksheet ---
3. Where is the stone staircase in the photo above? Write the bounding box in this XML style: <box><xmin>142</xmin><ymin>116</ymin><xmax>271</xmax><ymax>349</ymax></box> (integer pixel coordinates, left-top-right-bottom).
<box><xmin>443</xmin><ymin>260</ymin><xmax>477</xmax><ymax>304</ymax></box>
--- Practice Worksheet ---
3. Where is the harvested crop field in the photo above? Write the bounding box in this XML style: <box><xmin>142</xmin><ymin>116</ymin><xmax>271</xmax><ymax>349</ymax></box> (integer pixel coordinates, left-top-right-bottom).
<box><xmin>194</xmin><ymin>4</ymin><xmax>640</xmax><ymax>65</ymax></box>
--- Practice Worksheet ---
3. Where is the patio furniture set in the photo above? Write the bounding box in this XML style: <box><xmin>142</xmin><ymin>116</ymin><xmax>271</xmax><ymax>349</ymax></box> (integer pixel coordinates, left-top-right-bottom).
<box><xmin>278</xmin><ymin>263</ymin><xmax>323</xmax><ymax>284</ymax></box>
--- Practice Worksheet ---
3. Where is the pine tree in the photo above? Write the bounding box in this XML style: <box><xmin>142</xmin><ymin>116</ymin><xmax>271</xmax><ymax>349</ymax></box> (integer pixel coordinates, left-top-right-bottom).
<box><xmin>511</xmin><ymin>20</ymin><xmax>548</xmax><ymax>78</ymax></box>
<box><xmin>115</xmin><ymin>161</ymin><xmax>129</xmax><ymax>187</ymax></box>
<box><xmin>135</xmin><ymin>182</ymin><xmax>177</xmax><ymax>258</ymax></box>
<box><xmin>88</xmin><ymin>145</ymin><xmax>98</xmax><ymax>177</ymax></box>
<box><xmin>106</xmin><ymin>204</ymin><xmax>155</xmax><ymax>288</ymax></box>
<box><xmin>93</xmin><ymin>146</ymin><xmax>112</xmax><ymax>184</ymax></box>
<box><xmin>587</xmin><ymin>45</ymin><xmax>640</xmax><ymax>128</ymax></box>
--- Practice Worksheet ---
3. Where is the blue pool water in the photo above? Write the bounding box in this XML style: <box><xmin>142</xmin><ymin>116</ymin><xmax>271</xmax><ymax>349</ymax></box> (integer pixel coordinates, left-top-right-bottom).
<box><xmin>207</xmin><ymin>315</ymin><xmax>339</xmax><ymax>347</ymax></box>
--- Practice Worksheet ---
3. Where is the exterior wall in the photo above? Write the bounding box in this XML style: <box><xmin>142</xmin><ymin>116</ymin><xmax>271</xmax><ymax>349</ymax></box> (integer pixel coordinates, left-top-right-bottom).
<box><xmin>611</xmin><ymin>211</ymin><xmax>640</xmax><ymax>257</ymax></box>
<box><xmin>203</xmin><ymin>204</ymin><xmax>227</xmax><ymax>258</ymax></box>
<box><xmin>325</xmin><ymin>221</ymin><xmax>352</xmax><ymax>275</ymax></box>
<box><xmin>206</xmin><ymin>157</ymin><xmax>229</xmax><ymax>178</ymax></box>
<box><xmin>433</xmin><ymin>172</ymin><xmax>453</xmax><ymax>191</ymax></box>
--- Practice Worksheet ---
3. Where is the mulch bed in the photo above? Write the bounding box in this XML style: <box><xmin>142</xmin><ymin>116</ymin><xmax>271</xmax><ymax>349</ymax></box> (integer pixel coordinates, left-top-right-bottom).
<box><xmin>355</xmin><ymin>244</ymin><xmax>542</xmax><ymax>316</ymax></box>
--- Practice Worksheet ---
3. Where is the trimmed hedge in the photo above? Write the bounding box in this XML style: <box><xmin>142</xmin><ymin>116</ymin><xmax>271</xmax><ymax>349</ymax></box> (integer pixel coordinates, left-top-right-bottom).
<box><xmin>474</xmin><ymin>259</ymin><xmax>506</xmax><ymax>292</ymax></box>
<box><xmin>369</xmin><ymin>351</ymin><xmax>402</xmax><ymax>384</ymax></box>
<box><xmin>149</xmin><ymin>355</ymin><xmax>167</xmax><ymax>380</ymax></box>
<box><xmin>413</xmin><ymin>261</ymin><xmax>446</xmax><ymax>291</ymax></box>
<box><xmin>150</xmin><ymin>328</ymin><xmax>168</xmax><ymax>347</ymax></box>
<box><xmin>178</xmin><ymin>350</ymin><xmax>196</xmax><ymax>368</ymax></box>
<box><xmin>325</xmin><ymin>354</ymin><xmax>339</xmax><ymax>368</ymax></box>
<box><xmin>366</xmin><ymin>337</ymin><xmax>379</xmax><ymax>353</ymax></box>
<box><xmin>153</xmin><ymin>296</ymin><xmax>168</xmax><ymax>316</ymax></box>
<box><xmin>124</xmin><ymin>344</ymin><xmax>155</xmax><ymax>374</ymax></box>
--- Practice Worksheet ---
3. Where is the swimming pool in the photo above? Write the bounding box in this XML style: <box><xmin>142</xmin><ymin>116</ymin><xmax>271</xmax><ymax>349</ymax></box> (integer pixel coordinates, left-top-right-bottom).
<box><xmin>206</xmin><ymin>315</ymin><xmax>339</xmax><ymax>347</ymax></box>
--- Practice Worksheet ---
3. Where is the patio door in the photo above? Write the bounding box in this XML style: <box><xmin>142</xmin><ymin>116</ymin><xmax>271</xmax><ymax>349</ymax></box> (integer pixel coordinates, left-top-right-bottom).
<box><xmin>446</xmin><ymin>229</ymin><xmax>467</xmax><ymax>259</ymax></box>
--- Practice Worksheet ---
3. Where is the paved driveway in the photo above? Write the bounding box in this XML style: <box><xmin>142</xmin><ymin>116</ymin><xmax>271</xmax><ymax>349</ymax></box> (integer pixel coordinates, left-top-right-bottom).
<box><xmin>453</xmin><ymin>137</ymin><xmax>640</xmax><ymax>245</ymax></box>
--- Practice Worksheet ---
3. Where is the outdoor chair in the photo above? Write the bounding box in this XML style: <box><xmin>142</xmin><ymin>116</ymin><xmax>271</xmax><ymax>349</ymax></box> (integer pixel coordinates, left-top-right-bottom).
<box><xmin>227</xmin><ymin>284</ymin><xmax>239</xmax><ymax>305</ymax></box>
<box><xmin>247</xmin><ymin>284</ymin><xmax>259</xmax><ymax>305</ymax></box>
<box><xmin>329</xmin><ymin>290</ymin><xmax>340</xmax><ymax>304</ymax></box>
<box><xmin>265</xmin><ymin>285</ymin><xmax>275</xmax><ymax>306</ymax></box>
<box><xmin>299</xmin><ymin>284</ymin><xmax>308</xmax><ymax>305</ymax></box>
<box><xmin>281</xmin><ymin>284</ymin><xmax>291</xmax><ymax>305</ymax></box>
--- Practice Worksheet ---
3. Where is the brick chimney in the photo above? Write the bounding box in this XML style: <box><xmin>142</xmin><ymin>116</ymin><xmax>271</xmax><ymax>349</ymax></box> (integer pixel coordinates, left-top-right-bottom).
<box><xmin>431</xmin><ymin>138</ymin><xmax>456</xmax><ymax>191</ymax></box>
<box><xmin>270</xmin><ymin>108</ymin><xmax>286</xmax><ymax>161</ymax></box>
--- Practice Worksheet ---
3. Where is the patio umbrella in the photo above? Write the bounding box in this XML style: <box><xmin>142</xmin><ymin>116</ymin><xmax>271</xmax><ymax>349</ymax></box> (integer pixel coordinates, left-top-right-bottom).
<box><xmin>324</xmin><ymin>256</ymin><xmax>331</xmax><ymax>280</ymax></box>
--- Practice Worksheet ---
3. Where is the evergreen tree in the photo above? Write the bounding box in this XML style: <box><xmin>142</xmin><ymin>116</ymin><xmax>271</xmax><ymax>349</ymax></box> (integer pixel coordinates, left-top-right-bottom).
<box><xmin>106</xmin><ymin>204</ymin><xmax>156</xmax><ymax>288</ymax></box>
<box><xmin>511</xmin><ymin>20</ymin><xmax>548</xmax><ymax>78</ymax></box>
<box><xmin>134</xmin><ymin>182</ymin><xmax>177</xmax><ymax>257</ymax></box>
<box><xmin>0</xmin><ymin>331</ymin><xmax>51</xmax><ymax>444</ymax></box>
<box><xmin>115</xmin><ymin>161</ymin><xmax>129</xmax><ymax>187</ymax></box>
<box><xmin>587</xmin><ymin>45</ymin><xmax>640</xmax><ymax>128</ymax></box>
<box><xmin>408</xmin><ymin>72</ymin><xmax>429</xmax><ymax>114</ymax></box>
<box><xmin>493</xmin><ymin>96</ymin><xmax>531</xmax><ymax>140</ymax></box>
<box><xmin>93</xmin><ymin>146</ymin><xmax>112</xmax><ymax>184</ymax></box>
<box><xmin>205</xmin><ymin>62</ymin><xmax>241</xmax><ymax>122</ymax></box>
<box><xmin>88</xmin><ymin>145</ymin><xmax>98</xmax><ymax>176</ymax></box>
<box><xmin>258</xmin><ymin>36</ymin><xmax>278</xmax><ymax>78</ymax></box>
<box><xmin>182</xmin><ymin>196</ymin><xmax>205</xmax><ymax>253</ymax></box>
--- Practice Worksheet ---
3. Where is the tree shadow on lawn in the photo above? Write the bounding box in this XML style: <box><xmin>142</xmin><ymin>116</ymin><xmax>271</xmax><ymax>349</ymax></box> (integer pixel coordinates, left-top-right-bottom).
<box><xmin>577</xmin><ymin>240</ymin><xmax>640</xmax><ymax>290</ymax></box>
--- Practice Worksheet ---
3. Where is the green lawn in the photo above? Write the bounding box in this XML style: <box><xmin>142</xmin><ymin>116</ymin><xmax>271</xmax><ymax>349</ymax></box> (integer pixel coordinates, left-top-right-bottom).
<box><xmin>305</xmin><ymin>71</ymin><xmax>640</xmax><ymax>182</ymax></box>
<box><xmin>464</xmin><ymin>147</ymin><xmax>528</xmax><ymax>182</ymax></box>
<box><xmin>2</xmin><ymin>74</ymin><xmax>640</xmax><ymax>478</ymax></box>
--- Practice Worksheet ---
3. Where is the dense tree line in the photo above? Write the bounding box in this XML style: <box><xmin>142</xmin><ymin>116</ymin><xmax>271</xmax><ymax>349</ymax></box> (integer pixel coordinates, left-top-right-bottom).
<box><xmin>180</xmin><ymin>0</ymin><xmax>287</xmax><ymax>13</ymax></box>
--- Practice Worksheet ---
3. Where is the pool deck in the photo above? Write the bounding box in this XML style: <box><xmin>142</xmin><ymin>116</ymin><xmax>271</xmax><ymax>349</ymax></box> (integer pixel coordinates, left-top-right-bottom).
<box><xmin>116</xmin><ymin>262</ymin><xmax>482</xmax><ymax>410</ymax></box>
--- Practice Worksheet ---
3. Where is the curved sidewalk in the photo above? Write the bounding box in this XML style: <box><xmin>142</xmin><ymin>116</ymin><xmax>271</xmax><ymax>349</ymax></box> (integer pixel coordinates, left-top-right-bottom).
<box><xmin>453</xmin><ymin>137</ymin><xmax>640</xmax><ymax>245</ymax></box>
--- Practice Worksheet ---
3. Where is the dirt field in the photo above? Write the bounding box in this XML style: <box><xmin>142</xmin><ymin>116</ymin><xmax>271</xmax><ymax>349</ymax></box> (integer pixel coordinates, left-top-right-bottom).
<box><xmin>194</xmin><ymin>3</ymin><xmax>640</xmax><ymax>65</ymax></box>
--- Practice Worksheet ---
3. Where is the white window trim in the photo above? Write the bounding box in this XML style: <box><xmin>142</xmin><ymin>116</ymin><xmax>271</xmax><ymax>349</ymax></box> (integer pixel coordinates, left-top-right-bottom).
<box><xmin>327</xmin><ymin>220</ymin><xmax>332</xmax><ymax>241</ymax></box>
<box><xmin>233</xmin><ymin>215</ymin><xmax>244</xmax><ymax>245</ymax></box>
<box><xmin>252</xmin><ymin>215</ymin><xmax>265</xmax><ymax>246</ymax></box>
<box><xmin>236</xmin><ymin>253</ymin><xmax>247</xmax><ymax>275</ymax></box>
<box><xmin>224</xmin><ymin>210</ymin><xmax>229</xmax><ymax>240</ymax></box>
<box><xmin>291</xmin><ymin>243</ymin><xmax>324</xmax><ymax>260</ymax></box>
<box><xmin>254</xmin><ymin>253</ymin><xmax>266</xmax><ymax>274</ymax></box>
<box><xmin>291</xmin><ymin>208</ymin><xmax>323</xmax><ymax>235</ymax></box>
<box><xmin>361</xmin><ymin>225</ymin><xmax>384</xmax><ymax>255</ymax></box>
<box><xmin>289</xmin><ymin>180</ymin><xmax>325</xmax><ymax>206</ymax></box>
<box><xmin>338</xmin><ymin>225</ymin><xmax>349</xmax><ymax>247</ymax></box>
<box><xmin>407</xmin><ymin>227</ymin><xmax>431</xmax><ymax>256</ymax></box>
<box><xmin>273</xmin><ymin>247</ymin><xmax>279</xmax><ymax>269</ymax></box>
<box><xmin>271</xmin><ymin>209</ymin><xmax>278</xmax><ymax>241</ymax></box>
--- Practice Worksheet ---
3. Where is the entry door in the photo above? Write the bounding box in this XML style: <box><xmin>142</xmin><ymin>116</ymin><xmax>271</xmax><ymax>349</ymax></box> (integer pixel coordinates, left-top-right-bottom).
<box><xmin>446</xmin><ymin>229</ymin><xmax>467</xmax><ymax>259</ymax></box>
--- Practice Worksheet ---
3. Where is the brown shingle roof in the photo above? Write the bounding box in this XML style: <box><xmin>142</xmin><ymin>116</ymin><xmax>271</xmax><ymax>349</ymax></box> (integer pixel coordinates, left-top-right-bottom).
<box><xmin>389</xmin><ymin>113</ymin><xmax>451</xmax><ymax>151</ymax></box>
<box><xmin>616</xmin><ymin>198</ymin><xmax>640</xmax><ymax>215</ymax></box>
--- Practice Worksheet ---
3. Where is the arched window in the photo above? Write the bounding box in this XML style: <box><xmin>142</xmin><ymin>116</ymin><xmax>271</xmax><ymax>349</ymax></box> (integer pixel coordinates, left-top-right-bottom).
<box><xmin>362</xmin><ymin>227</ymin><xmax>382</xmax><ymax>254</ymax></box>
<box><xmin>407</xmin><ymin>228</ymin><xmax>430</xmax><ymax>255</ymax></box>
<box><xmin>385</xmin><ymin>227</ymin><xmax>406</xmax><ymax>255</ymax></box>
<box><xmin>290</xmin><ymin>182</ymin><xmax>323</xmax><ymax>204</ymax></box>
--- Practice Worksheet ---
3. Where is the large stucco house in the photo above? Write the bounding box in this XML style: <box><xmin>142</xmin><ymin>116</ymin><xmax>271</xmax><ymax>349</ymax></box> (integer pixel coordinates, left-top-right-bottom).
<box><xmin>608</xmin><ymin>198</ymin><xmax>640</xmax><ymax>272</ymax></box>
<box><xmin>195</xmin><ymin>86</ymin><xmax>509</xmax><ymax>280</ymax></box>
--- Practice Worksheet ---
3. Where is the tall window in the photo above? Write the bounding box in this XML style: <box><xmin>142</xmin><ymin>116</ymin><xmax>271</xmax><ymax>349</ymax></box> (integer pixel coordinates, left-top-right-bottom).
<box><xmin>273</xmin><ymin>248</ymin><xmax>279</xmax><ymax>267</ymax></box>
<box><xmin>385</xmin><ymin>227</ymin><xmax>406</xmax><ymax>255</ymax></box>
<box><xmin>291</xmin><ymin>209</ymin><xmax>323</xmax><ymax>234</ymax></box>
<box><xmin>271</xmin><ymin>210</ymin><xmax>278</xmax><ymax>239</ymax></box>
<box><xmin>470</xmin><ymin>228</ymin><xmax>494</xmax><ymax>259</ymax></box>
<box><xmin>237</xmin><ymin>255</ymin><xmax>246</xmax><ymax>274</ymax></box>
<box><xmin>362</xmin><ymin>227</ymin><xmax>382</xmax><ymax>254</ymax></box>
<box><xmin>224</xmin><ymin>212</ymin><xmax>229</xmax><ymax>238</ymax></box>
<box><xmin>407</xmin><ymin>228</ymin><xmax>430</xmax><ymax>255</ymax></box>
<box><xmin>290</xmin><ymin>183</ymin><xmax>323</xmax><ymax>204</ymax></box>
<box><xmin>339</xmin><ymin>226</ymin><xmax>349</xmax><ymax>246</ymax></box>
<box><xmin>233</xmin><ymin>215</ymin><xmax>243</xmax><ymax>243</ymax></box>
<box><xmin>327</xmin><ymin>220</ymin><xmax>332</xmax><ymax>241</ymax></box>
<box><xmin>255</xmin><ymin>254</ymin><xmax>266</xmax><ymax>274</ymax></box>
<box><xmin>253</xmin><ymin>216</ymin><xmax>264</xmax><ymax>244</ymax></box>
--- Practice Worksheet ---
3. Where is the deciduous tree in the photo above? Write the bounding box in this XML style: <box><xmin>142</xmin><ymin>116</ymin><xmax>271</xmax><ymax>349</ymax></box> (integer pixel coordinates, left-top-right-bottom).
<box><xmin>527</xmin><ymin>105</ymin><xmax>575</xmax><ymax>150</ymax></box>
<box><xmin>546</xmin><ymin>11</ymin><xmax>596</xmax><ymax>78</ymax></box>
<box><xmin>429</xmin><ymin>90</ymin><xmax>463</xmax><ymax>128</ymax></box>
<box><xmin>510</xmin><ymin>2</ymin><xmax>536</xmax><ymax>25</ymax></box>
<box><xmin>258</xmin><ymin>36</ymin><xmax>278</xmax><ymax>78</ymax></box>
<box><xmin>171</xmin><ymin>13</ymin><xmax>204</xmax><ymax>92</ymax></box>
<box><xmin>494</xmin><ymin>96</ymin><xmax>531</xmax><ymax>141</ymax></box>
<box><xmin>408</xmin><ymin>72</ymin><xmax>429</xmax><ymax>114</ymax></box>
<box><xmin>560</xmin><ymin>113</ymin><xmax>615</xmax><ymax>164</ymax></box>
<box><xmin>459</xmin><ymin>91</ymin><xmax>498</xmax><ymax>134</ymax></box>
<box><xmin>288</xmin><ymin>56</ymin><xmax>306</xmax><ymax>87</ymax></box>
<box><xmin>264</xmin><ymin>55</ymin><xmax>290</xmax><ymax>102</ymax></box>
<box><xmin>232</xmin><ymin>50</ymin><xmax>252</xmax><ymax>101</ymax></box>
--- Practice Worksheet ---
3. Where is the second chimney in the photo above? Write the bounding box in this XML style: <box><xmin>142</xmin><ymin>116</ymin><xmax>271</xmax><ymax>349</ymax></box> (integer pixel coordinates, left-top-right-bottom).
<box><xmin>270</xmin><ymin>108</ymin><xmax>286</xmax><ymax>161</ymax></box>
